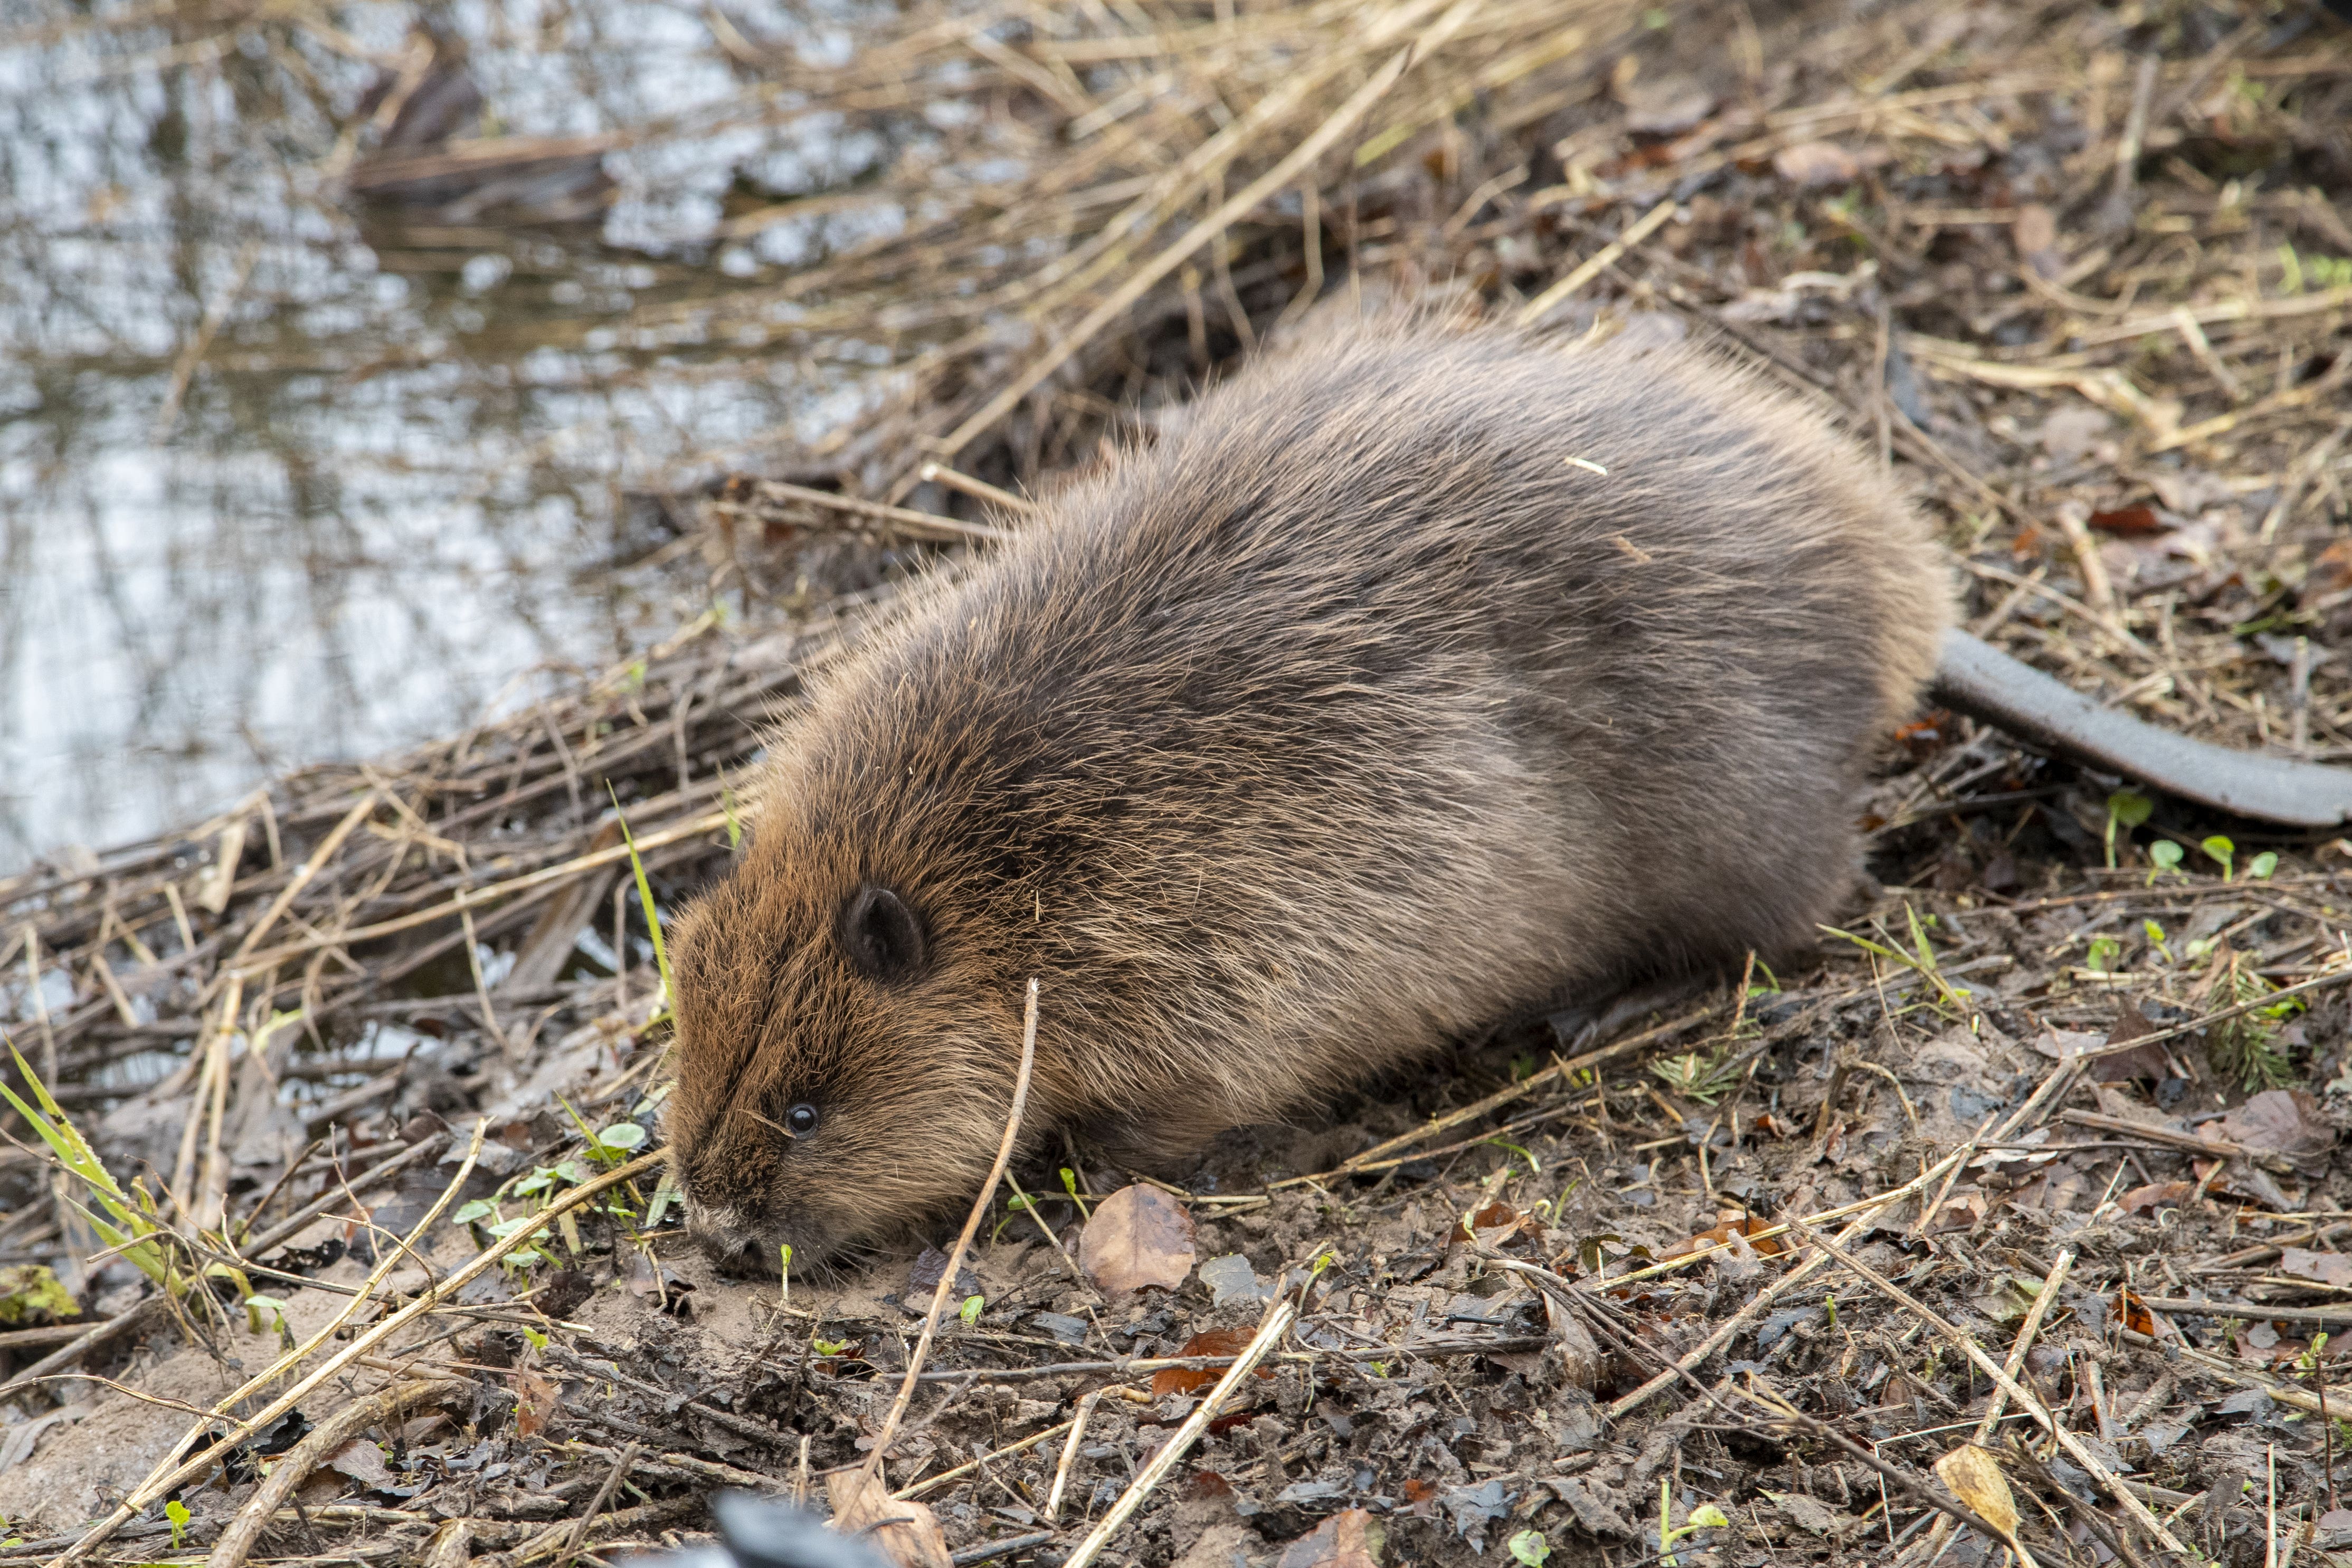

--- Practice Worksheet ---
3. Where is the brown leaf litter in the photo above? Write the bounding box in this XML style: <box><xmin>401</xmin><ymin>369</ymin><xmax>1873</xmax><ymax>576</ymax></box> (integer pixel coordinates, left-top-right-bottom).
<box><xmin>6</xmin><ymin>0</ymin><xmax>2352</xmax><ymax>1565</ymax></box>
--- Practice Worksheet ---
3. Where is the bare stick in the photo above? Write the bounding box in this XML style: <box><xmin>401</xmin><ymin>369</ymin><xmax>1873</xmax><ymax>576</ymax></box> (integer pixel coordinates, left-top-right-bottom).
<box><xmin>859</xmin><ymin>980</ymin><xmax>1041</xmax><ymax>1489</ymax></box>
<box><xmin>1046</xmin><ymin>1389</ymin><xmax>1107</xmax><ymax>1522</ymax></box>
<box><xmin>1909</xmin><ymin>1248</ymin><xmax>2076</xmax><ymax>1565</ymax></box>
<box><xmin>207</xmin><ymin>1377</ymin><xmax>467</xmax><ymax>1568</ymax></box>
<box><xmin>56</xmin><ymin>1142</ymin><xmax>663</xmax><ymax>1565</ymax></box>
<box><xmin>1515</xmin><ymin>196</ymin><xmax>1676</xmax><ymax>325</ymax></box>
<box><xmin>917</xmin><ymin>462</ymin><xmax>1040</xmax><ymax>518</ymax></box>
<box><xmin>1784</xmin><ymin>1217</ymin><xmax>2191</xmax><ymax>1559</ymax></box>
<box><xmin>1062</xmin><ymin>1297</ymin><xmax>1296</xmax><ymax>1568</ymax></box>
<box><xmin>935</xmin><ymin>0</ymin><xmax>1484</xmax><ymax>463</ymax></box>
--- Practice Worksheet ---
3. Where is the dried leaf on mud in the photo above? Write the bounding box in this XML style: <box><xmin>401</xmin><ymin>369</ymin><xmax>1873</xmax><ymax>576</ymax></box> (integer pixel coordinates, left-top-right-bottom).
<box><xmin>1933</xmin><ymin>1443</ymin><xmax>2020</xmax><ymax>1541</ymax></box>
<box><xmin>1275</xmin><ymin>1507</ymin><xmax>1385</xmax><ymax>1568</ymax></box>
<box><xmin>2219</xmin><ymin>1089</ymin><xmax>2336</xmax><ymax>1168</ymax></box>
<box><xmin>1153</xmin><ymin>1326</ymin><xmax>1278</xmax><ymax>1398</ymax></box>
<box><xmin>1079</xmin><ymin>1184</ymin><xmax>1196</xmax><ymax>1294</ymax></box>
<box><xmin>828</xmin><ymin>1465</ymin><xmax>953</xmax><ymax>1568</ymax></box>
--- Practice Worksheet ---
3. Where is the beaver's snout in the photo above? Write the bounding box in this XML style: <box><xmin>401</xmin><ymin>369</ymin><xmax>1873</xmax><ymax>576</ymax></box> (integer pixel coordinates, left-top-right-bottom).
<box><xmin>686</xmin><ymin>1204</ymin><xmax>769</xmax><ymax>1275</ymax></box>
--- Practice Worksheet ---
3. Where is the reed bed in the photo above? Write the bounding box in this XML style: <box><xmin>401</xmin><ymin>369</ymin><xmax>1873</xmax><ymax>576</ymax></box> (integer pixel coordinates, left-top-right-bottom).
<box><xmin>5</xmin><ymin>0</ymin><xmax>2352</xmax><ymax>1564</ymax></box>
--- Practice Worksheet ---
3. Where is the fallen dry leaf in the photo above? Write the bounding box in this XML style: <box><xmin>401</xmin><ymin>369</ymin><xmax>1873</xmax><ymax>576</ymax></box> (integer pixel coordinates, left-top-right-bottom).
<box><xmin>2011</xmin><ymin>202</ymin><xmax>2063</xmax><ymax>278</ymax></box>
<box><xmin>1662</xmin><ymin>1216</ymin><xmax>1787</xmax><ymax>1260</ymax></box>
<box><xmin>2087</xmin><ymin>504</ymin><xmax>2165</xmax><ymax>537</ymax></box>
<box><xmin>828</xmin><ymin>1464</ymin><xmax>953</xmax><ymax>1568</ymax></box>
<box><xmin>2219</xmin><ymin>1089</ymin><xmax>2337</xmax><ymax>1170</ymax></box>
<box><xmin>1771</xmin><ymin>1491</ymin><xmax>1860</xmax><ymax>1538</ymax></box>
<box><xmin>2116</xmin><ymin>1288</ymin><xmax>2159</xmax><ymax>1337</ymax></box>
<box><xmin>1275</xmin><ymin>1507</ymin><xmax>1385</xmax><ymax>1568</ymax></box>
<box><xmin>1934</xmin><ymin>1443</ymin><xmax>2020</xmax><ymax>1541</ymax></box>
<box><xmin>2118</xmin><ymin>1181</ymin><xmax>2196</xmax><ymax>1215</ymax></box>
<box><xmin>513</xmin><ymin>1367</ymin><xmax>557</xmax><ymax>1438</ymax></box>
<box><xmin>323</xmin><ymin>1436</ymin><xmax>395</xmax><ymax>1491</ymax></box>
<box><xmin>1772</xmin><ymin>140</ymin><xmax>1858</xmax><ymax>187</ymax></box>
<box><xmin>1620</xmin><ymin>75</ymin><xmax>1715</xmax><ymax>137</ymax></box>
<box><xmin>1079</xmin><ymin>1184</ymin><xmax>1196</xmax><ymax>1294</ymax></box>
<box><xmin>1152</xmin><ymin>1326</ymin><xmax>1278</xmax><ymax>1398</ymax></box>
<box><xmin>2278</xmin><ymin>1247</ymin><xmax>2352</xmax><ymax>1287</ymax></box>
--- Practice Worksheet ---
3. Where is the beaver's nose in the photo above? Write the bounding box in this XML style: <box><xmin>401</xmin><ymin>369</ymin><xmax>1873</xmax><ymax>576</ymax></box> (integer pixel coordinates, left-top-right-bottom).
<box><xmin>685</xmin><ymin>1206</ymin><xmax>765</xmax><ymax>1273</ymax></box>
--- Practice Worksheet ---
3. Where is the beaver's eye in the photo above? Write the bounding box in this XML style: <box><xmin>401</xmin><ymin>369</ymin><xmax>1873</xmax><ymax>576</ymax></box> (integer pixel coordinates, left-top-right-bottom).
<box><xmin>839</xmin><ymin>883</ymin><xmax>927</xmax><ymax>981</ymax></box>
<box><xmin>786</xmin><ymin>1103</ymin><xmax>820</xmax><ymax>1136</ymax></box>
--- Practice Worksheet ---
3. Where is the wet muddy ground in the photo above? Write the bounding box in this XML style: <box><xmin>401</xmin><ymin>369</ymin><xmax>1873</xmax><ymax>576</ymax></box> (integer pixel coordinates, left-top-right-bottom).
<box><xmin>4</xmin><ymin>0</ymin><xmax>2352</xmax><ymax>1564</ymax></box>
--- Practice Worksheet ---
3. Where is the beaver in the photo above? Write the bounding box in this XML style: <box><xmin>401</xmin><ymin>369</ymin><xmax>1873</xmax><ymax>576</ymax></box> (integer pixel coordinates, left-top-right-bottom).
<box><xmin>661</xmin><ymin>322</ymin><xmax>1959</xmax><ymax>1269</ymax></box>
<box><xmin>664</xmin><ymin>321</ymin><xmax>2352</xmax><ymax>1270</ymax></box>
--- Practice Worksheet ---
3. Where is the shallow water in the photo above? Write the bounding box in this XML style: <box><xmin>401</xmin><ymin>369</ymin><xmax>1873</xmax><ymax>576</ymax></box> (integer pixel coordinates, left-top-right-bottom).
<box><xmin>0</xmin><ymin>0</ymin><xmax>905</xmax><ymax>866</ymax></box>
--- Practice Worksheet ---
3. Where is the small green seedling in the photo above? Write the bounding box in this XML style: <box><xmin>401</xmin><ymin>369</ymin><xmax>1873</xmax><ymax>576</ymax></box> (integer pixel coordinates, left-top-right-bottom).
<box><xmin>1658</xmin><ymin>1479</ymin><xmax>1729</xmax><ymax>1567</ymax></box>
<box><xmin>521</xmin><ymin>1325</ymin><xmax>549</xmax><ymax>1351</ymax></box>
<box><xmin>1508</xmin><ymin>1529</ymin><xmax>1550</xmax><ymax>1566</ymax></box>
<box><xmin>2104</xmin><ymin>790</ymin><xmax>2152</xmax><ymax>868</ymax></box>
<box><xmin>166</xmin><ymin>1498</ymin><xmax>192</xmax><ymax>1549</ymax></box>
<box><xmin>992</xmin><ymin>1193</ymin><xmax>1036</xmax><ymax>1244</ymax></box>
<box><xmin>1823</xmin><ymin>1292</ymin><xmax>1837</xmax><ymax>1331</ymax></box>
<box><xmin>2202</xmin><ymin>835</ymin><xmax>2236</xmax><ymax>879</ymax></box>
<box><xmin>2084</xmin><ymin>935</ymin><xmax>2121</xmax><ymax>974</ymax></box>
<box><xmin>813</xmin><ymin>1338</ymin><xmax>850</xmax><ymax>1356</ymax></box>
<box><xmin>2147</xmin><ymin>840</ymin><xmax>2185</xmax><ymax>884</ymax></box>
<box><xmin>609</xmin><ymin>787</ymin><xmax>676</xmax><ymax>1011</ymax></box>
<box><xmin>780</xmin><ymin>1244</ymin><xmax>793</xmax><ymax>1309</ymax></box>
<box><xmin>1481</xmin><ymin>1137</ymin><xmax>1541</xmax><ymax>1174</ymax></box>
<box><xmin>960</xmin><ymin>1294</ymin><xmax>985</xmax><ymax>1326</ymax></box>
<box><xmin>1058</xmin><ymin>1168</ymin><xmax>1092</xmax><ymax>1220</ymax></box>
<box><xmin>2250</xmin><ymin>850</ymin><xmax>2280</xmax><ymax>879</ymax></box>
<box><xmin>1649</xmin><ymin>1046</ymin><xmax>1743</xmax><ymax>1104</ymax></box>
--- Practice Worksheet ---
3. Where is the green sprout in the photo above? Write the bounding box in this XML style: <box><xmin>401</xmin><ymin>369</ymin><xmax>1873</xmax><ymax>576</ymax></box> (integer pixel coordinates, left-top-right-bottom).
<box><xmin>2209</xmin><ymin>953</ymin><xmax>2304</xmax><ymax>1090</ymax></box>
<box><xmin>1058</xmin><ymin>1168</ymin><xmax>1092</xmax><ymax>1220</ymax></box>
<box><xmin>608</xmin><ymin>787</ymin><xmax>676</xmax><ymax>1015</ymax></box>
<box><xmin>2250</xmin><ymin>851</ymin><xmax>2280</xmax><ymax>879</ymax></box>
<box><xmin>166</xmin><ymin>1498</ymin><xmax>191</xmax><ymax>1549</ymax></box>
<box><xmin>960</xmin><ymin>1294</ymin><xmax>985</xmax><ymax>1326</ymax></box>
<box><xmin>1509</xmin><ymin>1529</ymin><xmax>1550</xmax><ymax>1566</ymax></box>
<box><xmin>2084</xmin><ymin>935</ymin><xmax>2121</xmax><ymax>974</ymax></box>
<box><xmin>2202</xmin><ymin>835</ymin><xmax>2236</xmax><ymax>879</ymax></box>
<box><xmin>1649</xmin><ymin>1046</ymin><xmax>1744</xmax><ymax>1105</ymax></box>
<box><xmin>2147</xmin><ymin>840</ymin><xmax>2185</xmax><ymax>884</ymax></box>
<box><xmin>2104</xmin><ymin>790</ymin><xmax>2152</xmax><ymax>868</ymax></box>
<box><xmin>1659</xmin><ymin>1479</ymin><xmax>1729</xmax><ymax>1567</ymax></box>
<box><xmin>780</xmin><ymin>1244</ymin><xmax>793</xmax><ymax>1310</ymax></box>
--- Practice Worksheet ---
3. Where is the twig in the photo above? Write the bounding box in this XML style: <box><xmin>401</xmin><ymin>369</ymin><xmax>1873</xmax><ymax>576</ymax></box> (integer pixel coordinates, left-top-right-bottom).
<box><xmin>0</xmin><ymin>1296</ymin><xmax>168</xmax><ymax>1405</ymax></box>
<box><xmin>558</xmin><ymin>1441</ymin><xmax>640</xmax><ymax>1568</ymax></box>
<box><xmin>724</xmin><ymin>478</ymin><xmax>1006</xmax><ymax>544</ymax></box>
<box><xmin>859</xmin><ymin>980</ymin><xmax>1041</xmax><ymax>1488</ymax></box>
<box><xmin>2131</xmin><ymin>1297</ymin><xmax>2352</xmax><ymax>1329</ymax></box>
<box><xmin>953</xmin><ymin>1532</ymin><xmax>1056</xmax><ymax>1565</ymax></box>
<box><xmin>1784</xmin><ymin>1217</ymin><xmax>2193</xmax><ymax>1559</ymax></box>
<box><xmin>1046</xmin><ymin>1389</ymin><xmax>1106</xmax><ymax>1522</ymax></box>
<box><xmin>1909</xmin><ymin>1249</ymin><xmax>2075</xmax><ymax>1566</ymax></box>
<box><xmin>1274</xmin><ymin>1003</ymin><xmax>1715</xmax><ymax>1189</ymax></box>
<box><xmin>55</xmin><ymin>1139</ymin><xmax>662</xmax><ymax>1566</ymax></box>
<box><xmin>206</xmin><ymin>1378</ymin><xmax>468</xmax><ymax>1568</ymax></box>
<box><xmin>1515</xmin><ymin>196</ymin><xmax>1676</xmax><ymax>324</ymax></box>
<box><xmin>1061</xmin><ymin>1297</ymin><xmax>1295</xmax><ymax>1568</ymax></box>
<box><xmin>899</xmin><ymin>1414</ymin><xmax>1081</xmax><ymax>1502</ymax></box>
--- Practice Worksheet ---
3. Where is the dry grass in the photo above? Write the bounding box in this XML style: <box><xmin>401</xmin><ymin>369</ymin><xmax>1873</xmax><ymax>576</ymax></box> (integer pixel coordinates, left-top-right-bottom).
<box><xmin>5</xmin><ymin>0</ymin><xmax>2352</xmax><ymax>1565</ymax></box>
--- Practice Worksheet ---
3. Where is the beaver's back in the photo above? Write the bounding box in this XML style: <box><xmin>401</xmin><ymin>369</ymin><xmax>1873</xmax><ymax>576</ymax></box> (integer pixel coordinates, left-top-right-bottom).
<box><xmin>769</xmin><ymin>327</ymin><xmax>1949</xmax><ymax>1149</ymax></box>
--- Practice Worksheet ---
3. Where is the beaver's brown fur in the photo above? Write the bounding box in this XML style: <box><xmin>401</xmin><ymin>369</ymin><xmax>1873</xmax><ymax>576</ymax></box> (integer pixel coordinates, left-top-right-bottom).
<box><xmin>664</xmin><ymin>324</ymin><xmax>1952</xmax><ymax>1269</ymax></box>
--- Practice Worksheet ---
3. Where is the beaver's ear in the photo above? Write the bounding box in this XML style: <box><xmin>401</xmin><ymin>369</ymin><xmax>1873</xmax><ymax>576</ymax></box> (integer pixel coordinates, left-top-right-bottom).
<box><xmin>838</xmin><ymin>884</ymin><xmax>928</xmax><ymax>982</ymax></box>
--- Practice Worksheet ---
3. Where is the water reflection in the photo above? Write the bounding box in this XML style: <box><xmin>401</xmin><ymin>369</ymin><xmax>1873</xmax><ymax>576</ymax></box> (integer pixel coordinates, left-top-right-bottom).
<box><xmin>0</xmin><ymin>0</ymin><xmax>895</xmax><ymax>864</ymax></box>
